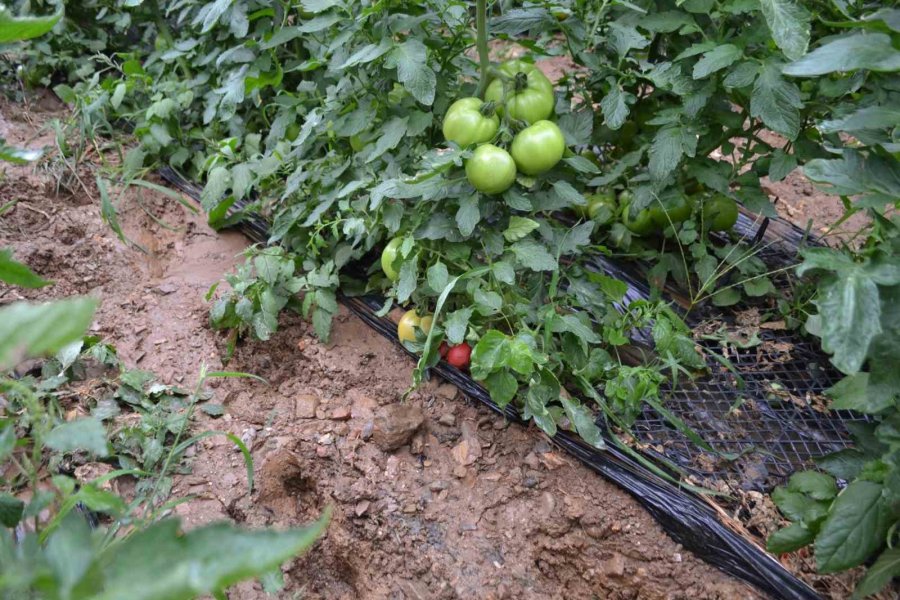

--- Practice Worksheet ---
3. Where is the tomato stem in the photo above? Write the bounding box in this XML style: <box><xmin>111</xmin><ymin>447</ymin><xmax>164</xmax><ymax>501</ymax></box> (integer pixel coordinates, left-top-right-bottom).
<box><xmin>475</xmin><ymin>0</ymin><xmax>490</xmax><ymax>98</ymax></box>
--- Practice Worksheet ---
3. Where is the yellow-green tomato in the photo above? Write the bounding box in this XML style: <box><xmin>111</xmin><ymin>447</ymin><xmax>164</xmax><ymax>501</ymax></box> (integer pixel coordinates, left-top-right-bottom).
<box><xmin>465</xmin><ymin>144</ymin><xmax>517</xmax><ymax>195</ymax></box>
<box><xmin>702</xmin><ymin>194</ymin><xmax>739</xmax><ymax>231</ymax></box>
<box><xmin>397</xmin><ymin>310</ymin><xmax>433</xmax><ymax>344</ymax></box>
<box><xmin>484</xmin><ymin>60</ymin><xmax>555</xmax><ymax>124</ymax></box>
<box><xmin>442</xmin><ymin>98</ymin><xmax>499</xmax><ymax>147</ymax></box>
<box><xmin>510</xmin><ymin>120</ymin><xmax>566</xmax><ymax>176</ymax></box>
<box><xmin>381</xmin><ymin>237</ymin><xmax>403</xmax><ymax>281</ymax></box>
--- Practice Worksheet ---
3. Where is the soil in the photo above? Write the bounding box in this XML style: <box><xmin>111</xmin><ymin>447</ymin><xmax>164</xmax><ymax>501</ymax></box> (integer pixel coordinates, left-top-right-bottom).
<box><xmin>0</xmin><ymin>90</ymin><xmax>873</xmax><ymax>600</ymax></box>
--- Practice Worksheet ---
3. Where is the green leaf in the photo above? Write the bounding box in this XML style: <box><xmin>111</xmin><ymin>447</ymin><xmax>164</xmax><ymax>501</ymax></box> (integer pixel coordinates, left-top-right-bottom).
<box><xmin>787</xmin><ymin>471</ymin><xmax>837</xmax><ymax>501</ymax></box>
<box><xmin>0</xmin><ymin>5</ymin><xmax>61</xmax><ymax>43</ymax></box>
<box><xmin>599</xmin><ymin>83</ymin><xmax>631</xmax><ymax>129</ymax></box>
<box><xmin>649</xmin><ymin>125</ymin><xmax>696</xmax><ymax>180</ymax></box>
<box><xmin>511</xmin><ymin>239</ymin><xmax>557</xmax><ymax>271</ymax></box>
<box><xmin>92</xmin><ymin>514</ymin><xmax>329</xmax><ymax>600</ymax></box>
<box><xmin>365</xmin><ymin>117</ymin><xmax>407</xmax><ymax>163</ymax></box>
<box><xmin>385</xmin><ymin>39</ymin><xmax>436</xmax><ymax>105</ymax></box>
<box><xmin>767</xmin><ymin>522</ymin><xmax>816</xmax><ymax>554</ymax></box>
<box><xmin>692</xmin><ymin>44</ymin><xmax>742</xmax><ymax>79</ymax></box>
<box><xmin>783</xmin><ymin>33</ymin><xmax>900</xmax><ymax>76</ymax></box>
<box><xmin>445</xmin><ymin>308</ymin><xmax>472</xmax><ymax>345</ymax></box>
<box><xmin>470</xmin><ymin>330</ymin><xmax>509</xmax><ymax>378</ymax></box>
<box><xmin>816</xmin><ymin>449</ymin><xmax>868</xmax><ymax>481</ymax></box>
<box><xmin>751</xmin><ymin>63</ymin><xmax>802</xmax><ymax>140</ymax></box>
<box><xmin>426</xmin><ymin>261</ymin><xmax>449</xmax><ymax>294</ymax></box>
<box><xmin>827</xmin><ymin>373</ymin><xmax>896</xmax><ymax>414</ymax></box>
<box><xmin>456</xmin><ymin>195</ymin><xmax>480</xmax><ymax>237</ymax></box>
<box><xmin>758</xmin><ymin>0</ymin><xmax>810</xmax><ymax>61</ymax></box>
<box><xmin>0</xmin><ymin>298</ymin><xmax>98</xmax><ymax>370</ymax></box>
<box><xmin>45</xmin><ymin>418</ymin><xmax>109</xmax><ymax>457</ymax></box>
<box><xmin>201</xmin><ymin>167</ymin><xmax>231</xmax><ymax>212</ymax></box>
<box><xmin>853</xmin><ymin>547</ymin><xmax>900</xmax><ymax>599</ymax></box>
<box><xmin>503</xmin><ymin>216</ymin><xmax>540</xmax><ymax>242</ymax></box>
<box><xmin>820</xmin><ymin>107</ymin><xmax>900</xmax><ymax>134</ymax></box>
<box><xmin>813</xmin><ymin>271</ymin><xmax>882</xmax><ymax>374</ymax></box>
<box><xmin>815</xmin><ymin>481</ymin><xmax>891</xmax><ymax>573</ymax></box>
<box><xmin>484</xmin><ymin>371</ymin><xmax>518</xmax><ymax>408</ymax></box>
<box><xmin>0</xmin><ymin>493</ymin><xmax>25</xmax><ymax>527</ymax></box>
<box><xmin>768</xmin><ymin>149</ymin><xmax>797</xmax><ymax>182</ymax></box>
<box><xmin>396</xmin><ymin>256</ymin><xmax>418</xmax><ymax>304</ymax></box>
<box><xmin>560</xmin><ymin>396</ymin><xmax>604</xmax><ymax>449</ymax></box>
<box><xmin>0</xmin><ymin>248</ymin><xmax>51</xmax><ymax>288</ymax></box>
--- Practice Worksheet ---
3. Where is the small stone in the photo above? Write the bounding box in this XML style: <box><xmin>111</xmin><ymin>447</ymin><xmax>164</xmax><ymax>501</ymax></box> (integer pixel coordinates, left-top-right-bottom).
<box><xmin>318</xmin><ymin>433</ymin><xmax>334</xmax><ymax>446</ymax></box>
<box><xmin>155</xmin><ymin>281</ymin><xmax>177</xmax><ymax>295</ymax></box>
<box><xmin>331</xmin><ymin>407</ymin><xmax>351</xmax><ymax>421</ymax></box>
<box><xmin>361</xmin><ymin>421</ymin><xmax>375</xmax><ymax>441</ymax></box>
<box><xmin>355</xmin><ymin>500</ymin><xmax>370</xmax><ymax>517</ymax></box>
<box><xmin>429</xmin><ymin>480</ymin><xmax>448</xmax><ymax>492</ymax></box>
<box><xmin>673</xmin><ymin>553</ymin><xmax>682</xmax><ymax>563</ymax></box>
<box><xmin>523</xmin><ymin>476</ymin><xmax>538</xmax><ymax>489</ymax></box>
<box><xmin>372</xmin><ymin>404</ymin><xmax>424</xmax><ymax>452</ymax></box>
<box><xmin>453</xmin><ymin>466</ymin><xmax>467</xmax><ymax>478</ymax></box>
<box><xmin>458</xmin><ymin>522</ymin><xmax>477</xmax><ymax>532</ymax></box>
<box><xmin>435</xmin><ymin>383</ymin><xmax>458</xmax><ymax>400</ymax></box>
<box><xmin>523</xmin><ymin>452</ymin><xmax>540</xmax><ymax>469</ymax></box>
<box><xmin>236</xmin><ymin>428</ymin><xmax>256</xmax><ymax>452</ymax></box>
<box><xmin>334</xmin><ymin>423</ymin><xmax>350</xmax><ymax>437</ymax></box>
<box><xmin>295</xmin><ymin>394</ymin><xmax>319</xmax><ymax>419</ymax></box>
<box><xmin>315</xmin><ymin>446</ymin><xmax>330</xmax><ymax>458</ymax></box>
<box><xmin>451</xmin><ymin>422</ymin><xmax>482</xmax><ymax>466</ymax></box>
<box><xmin>438</xmin><ymin>413</ymin><xmax>456</xmax><ymax>427</ymax></box>
<box><xmin>492</xmin><ymin>418</ymin><xmax>507</xmax><ymax>430</ymax></box>
<box><xmin>410</xmin><ymin>432</ymin><xmax>426</xmax><ymax>455</ymax></box>
<box><xmin>602</xmin><ymin>553</ymin><xmax>626</xmax><ymax>578</ymax></box>
<box><xmin>402</xmin><ymin>503</ymin><xmax>417</xmax><ymax>514</ymax></box>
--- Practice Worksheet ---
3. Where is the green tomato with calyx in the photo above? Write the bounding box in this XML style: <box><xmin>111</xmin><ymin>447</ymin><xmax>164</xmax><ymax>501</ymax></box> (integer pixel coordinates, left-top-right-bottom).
<box><xmin>585</xmin><ymin>190</ymin><xmax>618</xmax><ymax>225</ymax></box>
<box><xmin>510</xmin><ymin>120</ymin><xmax>565</xmax><ymax>176</ymax></box>
<box><xmin>442</xmin><ymin>98</ymin><xmax>499</xmax><ymax>147</ymax></box>
<box><xmin>484</xmin><ymin>60</ymin><xmax>555</xmax><ymax>125</ymax></box>
<box><xmin>466</xmin><ymin>144</ymin><xmax>517</xmax><ymax>195</ymax></box>
<box><xmin>381</xmin><ymin>237</ymin><xmax>403</xmax><ymax>281</ymax></box>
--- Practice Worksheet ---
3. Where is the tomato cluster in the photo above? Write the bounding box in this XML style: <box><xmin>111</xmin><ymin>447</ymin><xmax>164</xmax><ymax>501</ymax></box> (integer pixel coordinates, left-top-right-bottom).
<box><xmin>444</xmin><ymin>60</ymin><xmax>565</xmax><ymax>195</ymax></box>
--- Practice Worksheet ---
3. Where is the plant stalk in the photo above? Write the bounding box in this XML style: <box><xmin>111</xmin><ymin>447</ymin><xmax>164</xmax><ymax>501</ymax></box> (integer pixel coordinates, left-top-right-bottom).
<box><xmin>475</xmin><ymin>0</ymin><xmax>490</xmax><ymax>98</ymax></box>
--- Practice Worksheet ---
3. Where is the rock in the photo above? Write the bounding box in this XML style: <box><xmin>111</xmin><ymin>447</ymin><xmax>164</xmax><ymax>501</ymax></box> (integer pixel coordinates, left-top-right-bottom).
<box><xmin>295</xmin><ymin>394</ymin><xmax>320</xmax><ymax>419</ymax></box>
<box><xmin>435</xmin><ymin>383</ymin><xmax>458</xmax><ymax>400</ymax></box>
<box><xmin>523</xmin><ymin>452</ymin><xmax>540</xmax><ymax>470</ymax></box>
<box><xmin>453</xmin><ymin>466</ymin><xmax>467</xmax><ymax>478</ymax></box>
<box><xmin>451</xmin><ymin>422</ymin><xmax>482</xmax><ymax>466</ymax></box>
<box><xmin>438</xmin><ymin>413</ymin><xmax>456</xmax><ymax>427</ymax></box>
<box><xmin>333</xmin><ymin>423</ymin><xmax>350</xmax><ymax>437</ymax></box>
<box><xmin>361</xmin><ymin>421</ymin><xmax>375</xmax><ymax>441</ymax></box>
<box><xmin>237</xmin><ymin>428</ymin><xmax>256</xmax><ymax>452</ymax></box>
<box><xmin>673</xmin><ymin>553</ymin><xmax>682</xmax><ymax>563</ymax></box>
<box><xmin>155</xmin><ymin>281</ymin><xmax>177</xmax><ymax>295</ymax></box>
<box><xmin>372</xmin><ymin>404</ymin><xmax>424</xmax><ymax>452</ymax></box>
<box><xmin>410</xmin><ymin>432</ymin><xmax>426</xmax><ymax>455</ymax></box>
<box><xmin>602</xmin><ymin>553</ymin><xmax>626</xmax><ymax>578</ymax></box>
<box><xmin>492</xmin><ymin>418</ymin><xmax>507</xmax><ymax>430</ymax></box>
<box><xmin>429</xmin><ymin>480</ymin><xmax>448</xmax><ymax>492</ymax></box>
<box><xmin>331</xmin><ymin>407</ymin><xmax>351</xmax><ymax>421</ymax></box>
<box><xmin>315</xmin><ymin>446</ymin><xmax>330</xmax><ymax>458</ymax></box>
<box><xmin>355</xmin><ymin>500</ymin><xmax>370</xmax><ymax>517</ymax></box>
<box><xmin>318</xmin><ymin>433</ymin><xmax>334</xmax><ymax>446</ymax></box>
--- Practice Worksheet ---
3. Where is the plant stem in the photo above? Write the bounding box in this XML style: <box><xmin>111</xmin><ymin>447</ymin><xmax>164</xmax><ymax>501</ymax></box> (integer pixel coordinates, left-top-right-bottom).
<box><xmin>148</xmin><ymin>0</ymin><xmax>192</xmax><ymax>79</ymax></box>
<box><xmin>475</xmin><ymin>0</ymin><xmax>490</xmax><ymax>98</ymax></box>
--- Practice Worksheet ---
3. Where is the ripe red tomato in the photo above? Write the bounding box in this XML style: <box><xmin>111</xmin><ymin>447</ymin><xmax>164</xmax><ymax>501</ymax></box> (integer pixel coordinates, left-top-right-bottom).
<box><xmin>446</xmin><ymin>343</ymin><xmax>471</xmax><ymax>369</ymax></box>
<box><xmin>439</xmin><ymin>341</ymin><xmax>450</xmax><ymax>358</ymax></box>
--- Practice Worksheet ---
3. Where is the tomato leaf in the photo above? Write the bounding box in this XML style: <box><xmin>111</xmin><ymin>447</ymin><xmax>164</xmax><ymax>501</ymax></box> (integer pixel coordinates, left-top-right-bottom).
<box><xmin>815</xmin><ymin>481</ymin><xmax>891</xmax><ymax>573</ymax></box>
<box><xmin>758</xmin><ymin>0</ymin><xmax>810</xmax><ymax>61</ymax></box>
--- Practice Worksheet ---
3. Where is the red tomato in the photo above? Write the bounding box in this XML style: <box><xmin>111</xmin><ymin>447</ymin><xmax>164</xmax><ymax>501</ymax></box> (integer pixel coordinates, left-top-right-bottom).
<box><xmin>446</xmin><ymin>343</ymin><xmax>471</xmax><ymax>369</ymax></box>
<box><xmin>439</xmin><ymin>341</ymin><xmax>450</xmax><ymax>358</ymax></box>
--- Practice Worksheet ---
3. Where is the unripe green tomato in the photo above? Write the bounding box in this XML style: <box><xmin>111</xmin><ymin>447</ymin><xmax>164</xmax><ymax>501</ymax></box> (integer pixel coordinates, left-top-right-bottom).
<box><xmin>575</xmin><ymin>190</ymin><xmax>617</xmax><ymax>225</ymax></box>
<box><xmin>442</xmin><ymin>97</ymin><xmax>499</xmax><ymax>147</ymax></box>
<box><xmin>465</xmin><ymin>144</ymin><xmax>517</xmax><ymax>195</ymax></box>
<box><xmin>510</xmin><ymin>120</ymin><xmax>565</xmax><ymax>176</ymax></box>
<box><xmin>286</xmin><ymin>123</ymin><xmax>300</xmax><ymax>142</ymax></box>
<box><xmin>649</xmin><ymin>192</ymin><xmax>694</xmax><ymax>227</ymax></box>
<box><xmin>620</xmin><ymin>191</ymin><xmax>655</xmax><ymax>236</ymax></box>
<box><xmin>702</xmin><ymin>194</ymin><xmax>739</xmax><ymax>232</ymax></box>
<box><xmin>381</xmin><ymin>237</ymin><xmax>403</xmax><ymax>281</ymax></box>
<box><xmin>484</xmin><ymin>60</ymin><xmax>555</xmax><ymax>125</ymax></box>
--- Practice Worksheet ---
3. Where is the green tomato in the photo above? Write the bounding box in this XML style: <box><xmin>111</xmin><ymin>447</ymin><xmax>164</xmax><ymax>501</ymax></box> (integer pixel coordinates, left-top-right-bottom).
<box><xmin>466</xmin><ymin>144</ymin><xmax>517</xmax><ymax>195</ymax></box>
<box><xmin>702</xmin><ymin>194</ymin><xmax>739</xmax><ymax>232</ymax></box>
<box><xmin>397</xmin><ymin>310</ymin><xmax>432</xmax><ymax>344</ymax></box>
<box><xmin>620</xmin><ymin>191</ymin><xmax>655</xmax><ymax>236</ymax></box>
<box><xmin>484</xmin><ymin>60</ymin><xmax>555</xmax><ymax>125</ymax></box>
<box><xmin>649</xmin><ymin>192</ymin><xmax>694</xmax><ymax>227</ymax></box>
<box><xmin>510</xmin><ymin>120</ymin><xmax>565</xmax><ymax>176</ymax></box>
<box><xmin>286</xmin><ymin>123</ymin><xmax>300</xmax><ymax>142</ymax></box>
<box><xmin>587</xmin><ymin>191</ymin><xmax>617</xmax><ymax>225</ymax></box>
<box><xmin>381</xmin><ymin>237</ymin><xmax>403</xmax><ymax>281</ymax></box>
<box><xmin>442</xmin><ymin>97</ymin><xmax>499</xmax><ymax>147</ymax></box>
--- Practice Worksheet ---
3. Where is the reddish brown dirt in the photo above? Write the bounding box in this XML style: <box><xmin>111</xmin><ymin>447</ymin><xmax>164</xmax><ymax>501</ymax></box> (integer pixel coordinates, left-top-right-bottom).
<box><xmin>0</xmin><ymin>102</ymin><xmax>769</xmax><ymax>598</ymax></box>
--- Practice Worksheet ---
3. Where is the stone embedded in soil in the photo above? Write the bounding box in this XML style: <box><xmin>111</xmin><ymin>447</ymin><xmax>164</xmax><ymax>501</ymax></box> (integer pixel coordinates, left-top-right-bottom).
<box><xmin>295</xmin><ymin>394</ymin><xmax>319</xmax><ymax>419</ymax></box>
<box><xmin>435</xmin><ymin>382</ymin><xmax>457</xmax><ymax>400</ymax></box>
<box><xmin>451</xmin><ymin>422</ymin><xmax>482</xmax><ymax>466</ymax></box>
<box><xmin>437</xmin><ymin>413</ymin><xmax>456</xmax><ymax>427</ymax></box>
<box><xmin>372</xmin><ymin>404</ymin><xmax>424</xmax><ymax>452</ymax></box>
<box><xmin>330</xmin><ymin>407</ymin><xmax>351</xmax><ymax>421</ymax></box>
<box><xmin>602</xmin><ymin>553</ymin><xmax>626</xmax><ymax>578</ymax></box>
